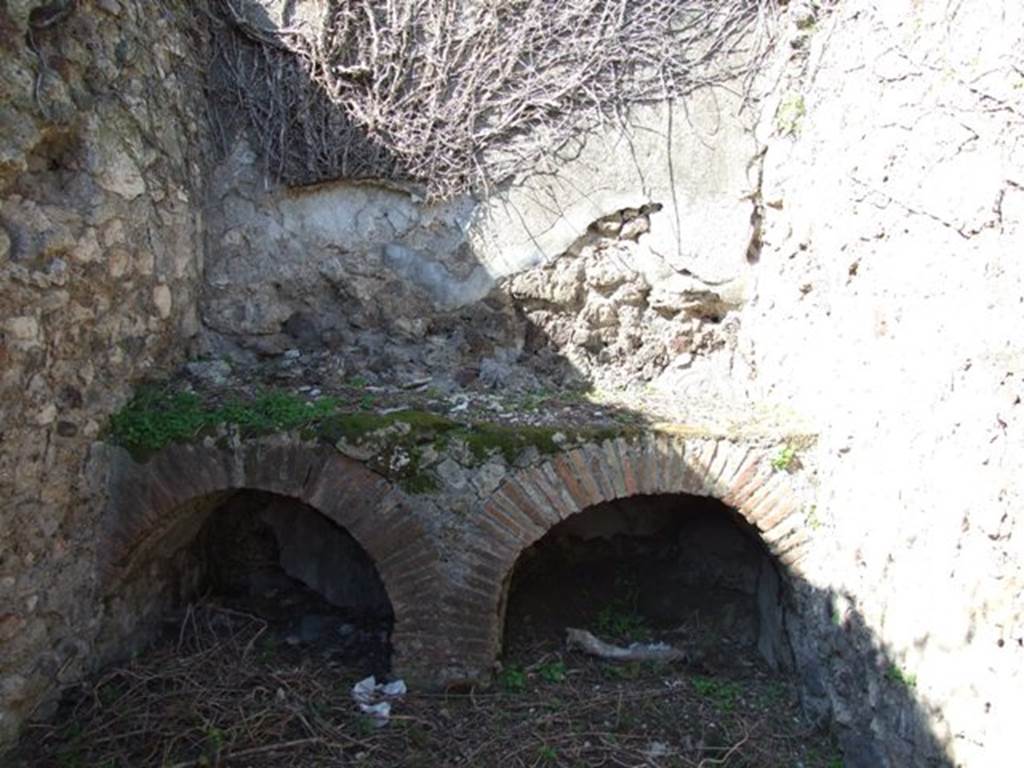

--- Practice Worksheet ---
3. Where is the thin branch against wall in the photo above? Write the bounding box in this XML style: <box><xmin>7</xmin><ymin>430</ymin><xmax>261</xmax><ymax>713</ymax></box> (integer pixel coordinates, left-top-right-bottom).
<box><xmin>208</xmin><ymin>0</ymin><xmax>782</xmax><ymax>199</ymax></box>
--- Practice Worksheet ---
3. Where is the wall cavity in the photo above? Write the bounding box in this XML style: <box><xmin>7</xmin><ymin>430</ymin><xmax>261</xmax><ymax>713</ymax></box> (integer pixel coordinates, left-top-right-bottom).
<box><xmin>503</xmin><ymin>494</ymin><xmax>793</xmax><ymax>673</ymax></box>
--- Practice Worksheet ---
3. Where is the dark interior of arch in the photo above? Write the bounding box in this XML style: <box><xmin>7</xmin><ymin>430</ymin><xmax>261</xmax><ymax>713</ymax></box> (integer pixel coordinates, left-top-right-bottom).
<box><xmin>163</xmin><ymin>490</ymin><xmax>394</xmax><ymax>675</ymax></box>
<box><xmin>503</xmin><ymin>493</ymin><xmax>793</xmax><ymax>673</ymax></box>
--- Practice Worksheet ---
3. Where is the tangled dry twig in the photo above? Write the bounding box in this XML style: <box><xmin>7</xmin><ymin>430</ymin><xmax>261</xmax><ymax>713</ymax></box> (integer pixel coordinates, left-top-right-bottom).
<box><xmin>208</xmin><ymin>0</ymin><xmax>782</xmax><ymax>199</ymax></box>
<box><xmin>12</xmin><ymin>602</ymin><xmax>835</xmax><ymax>767</ymax></box>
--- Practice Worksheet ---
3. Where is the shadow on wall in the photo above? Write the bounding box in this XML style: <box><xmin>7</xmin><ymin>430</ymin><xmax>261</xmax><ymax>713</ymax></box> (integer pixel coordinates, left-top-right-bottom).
<box><xmin>495</xmin><ymin>490</ymin><xmax>954</xmax><ymax>768</ymax></box>
<box><xmin>207</xmin><ymin>0</ymin><xmax>414</xmax><ymax>193</ymax></box>
<box><xmin>92</xmin><ymin>439</ymin><xmax>955</xmax><ymax>768</ymax></box>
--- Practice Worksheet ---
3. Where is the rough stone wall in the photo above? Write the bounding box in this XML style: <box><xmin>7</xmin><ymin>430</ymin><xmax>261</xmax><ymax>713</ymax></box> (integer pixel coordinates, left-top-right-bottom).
<box><xmin>504</xmin><ymin>204</ymin><xmax>744</xmax><ymax>393</ymax></box>
<box><xmin>740</xmin><ymin>1</ymin><xmax>1024</xmax><ymax>764</ymax></box>
<box><xmin>197</xmin><ymin>88</ymin><xmax>757</xmax><ymax>397</ymax></box>
<box><xmin>0</xmin><ymin>0</ymin><xmax>206</xmax><ymax>742</ymax></box>
<box><xmin>200</xmin><ymin>141</ymin><xmax>486</xmax><ymax>361</ymax></box>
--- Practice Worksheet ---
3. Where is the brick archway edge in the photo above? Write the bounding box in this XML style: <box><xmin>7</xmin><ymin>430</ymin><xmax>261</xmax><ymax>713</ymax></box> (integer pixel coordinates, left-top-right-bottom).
<box><xmin>459</xmin><ymin>434</ymin><xmax>810</xmax><ymax>672</ymax></box>
<box><xmin>100</xmin><ymin>440</ymin><xmax>444</xmax><ymax>682</ymax></box>
<box><xmin>98</xmin><ymin>433</ymin><xmax>809</xmax><ymax>686</ymax></box>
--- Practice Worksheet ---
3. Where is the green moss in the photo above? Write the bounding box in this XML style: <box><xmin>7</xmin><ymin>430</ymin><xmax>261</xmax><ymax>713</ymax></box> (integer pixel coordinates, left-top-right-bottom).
<box><xmin>106</xmin><ymin>385</ymin><xmax>648</xmax><ymax>493</ymax></box>
<box><xmin>317</xmin><ymin>409</ymin><xmax>458</xmax><ymax>446</ymax></box>
<box><xmin>461</xmin><ymin>423</ymin><xmax>562</xmax><ymax>463</ymax></box>
<box><xmin>885</xmin><ymin>664</ymin><xmax>917</xmax><ymax>689</ymax></box>
<box><xmin>317</xmin><ymin>411</ymin><xmax>395</xmax><ymax>444</ymax></box>
<box><xmin>219</xmin><ymin>390</ymin><xmax>340</xmax><ymax>433</ymax></box>
<box><xmin>395</xmin><ymin>447</ymin><xmax>441</xmax><ymax>494</ymax></box>
<box><xmin>394</xmin><ymin>410</ymin><xmax>460</xmax><ymax>433</ymax></box>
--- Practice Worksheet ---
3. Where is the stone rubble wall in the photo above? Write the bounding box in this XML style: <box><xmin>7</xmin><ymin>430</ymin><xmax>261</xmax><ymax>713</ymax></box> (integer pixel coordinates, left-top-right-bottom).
<box><xmin>504</xmin><ymin>204</ymin><xmax>744</xmax><ymax>392</ymax></box>
<box><xmin>0</xmin><ymin>0</ymin><xmax>206</xmax><ymax>743</ymax></box>
<box><xmin>197</xmin><ymin>88</ymin><xmax>758</xmax><ymax>395</ymax></box>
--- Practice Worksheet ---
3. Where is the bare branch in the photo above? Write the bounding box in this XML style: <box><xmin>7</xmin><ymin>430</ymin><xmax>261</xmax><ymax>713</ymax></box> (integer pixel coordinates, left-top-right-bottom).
<box><xmin>208</xmin><ymin>0</ymin><xmax>781</xmax><ymax>200</ymax></box>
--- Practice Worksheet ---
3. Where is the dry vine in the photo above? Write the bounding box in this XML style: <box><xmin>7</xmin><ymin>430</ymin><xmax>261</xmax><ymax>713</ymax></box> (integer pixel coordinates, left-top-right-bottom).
<box><xmin>207</xmin><ymin>0</ymin><xmax>783</xmax><ymax>199</ymax></box>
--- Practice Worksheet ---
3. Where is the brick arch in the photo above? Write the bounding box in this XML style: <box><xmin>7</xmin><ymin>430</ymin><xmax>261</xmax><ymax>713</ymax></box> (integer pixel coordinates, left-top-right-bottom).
<box><xmin>100</xmin><ymin>439</ymin><xmax>444</xmax><ymax>683</ymax></box>
<box><xmin>458</xmin><ymin>433</ymin><xmax>810</xmax><ymax>673</ymax></box>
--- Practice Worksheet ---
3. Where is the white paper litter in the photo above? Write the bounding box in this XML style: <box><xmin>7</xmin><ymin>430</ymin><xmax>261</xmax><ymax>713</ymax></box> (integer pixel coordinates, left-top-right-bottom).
<box><xmin>351</xmin><ymin>675</ymin><xmax>407</xmax><ymax>727</ymax></box>
<box><xmin>643</xmin><ymin>741</ymin><xmax>672</xmax><ymax>758</ymax></box>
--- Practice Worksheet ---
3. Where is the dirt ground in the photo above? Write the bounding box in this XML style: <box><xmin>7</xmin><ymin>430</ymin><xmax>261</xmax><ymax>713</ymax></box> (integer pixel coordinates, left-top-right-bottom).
<box><xmin>11</xmin><ymin>602</ymin><xmax>842</xmax><ymax>768</ymax></box>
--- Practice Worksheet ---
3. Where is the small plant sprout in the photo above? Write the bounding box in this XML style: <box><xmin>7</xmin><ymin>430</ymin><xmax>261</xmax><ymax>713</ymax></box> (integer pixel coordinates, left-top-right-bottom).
<box><xmin>771</xmin><ymin>444</ymin><xmax>799</xmax><ymax>472</ymax></box>
<box><xmin>595</xmin><ymin>603</ymin><xmax>650</xmax><ymax>643</ymax></box>
<box><xmin>691</xmin><ymin>676</ymin><xmax>743</xmax><ymax>711</ymax></box>
<box><xmin>538</xmin><ymin>744</ymin><xmax>558</xmax><ymax>762</ymax></box>
<box><xmin>775</xmin><ymin>91</ymin><xmax>806</xmax><ymax>137</ymax></box>
<box><xmin>538</xmin><ymin>661</ymin><xmax>567</xmax><ymax>684</ymax></box>
<box><xmin>498</xmin><ymin>664</ymin><xmax>527</xmax><ymax>693</ymax></box>
<box><xmin>885</xmin><ymin>664</ymin><xmax>917</xmax><ymax>689</ymax></box>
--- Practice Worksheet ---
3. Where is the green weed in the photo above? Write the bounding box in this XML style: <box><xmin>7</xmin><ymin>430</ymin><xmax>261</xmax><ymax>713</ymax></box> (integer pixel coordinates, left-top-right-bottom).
<box><xmin>538</xmin><ymin>660</ymin><xmax>567</xmax><ymax>684</ymax></box>
<box><xmin>202</xmin><ymin>725</ymin><xmax>226</xmax><ymax>762</ymax></box>
<box><xmin>771</xmin><ymin>444</ymin><xmax>798</xmax><ymax>472</ymax></box>
<box><xmin>760</xmin><ymin>681</ymin><xmax>788</xmax><ymax>706</ymax></box>
<box><xmin>107</xmin><ymin>382</ymin><xmax>644</xmax><ymax>475</ymax></box>
<box><xmin>594</xmin><ymin>578</ymin><xmax>650</xmax><ymax>643</ymax></box>
<box><xmin>498</xmin><ymin>664</ymin><xmax>527</xmax><ymax>693</ymax></box>
<box><xmin>885</xmin><ymin>664</ymin><xmax>917</xmax><ymax>689</ymax></box>
<box><xmin>356</xmin><ymin>715</ymin><xmax>380</xmax><ymax>736</ymax></box>
<box><xmin>107</xmin><ymin>386</ymin><xmax>339</xmax><ymax>458</ymax></box>
<box><xmin>106</xmin><ymin>388</ymin><xmax>210</xmax><ymax>455</ymax></box>
<box><xmin>691</xmin><ymin>676</ymin><xmax>743</xmax><ymax>711</ymax></box>
<box><xmin>775</xmin><ymin>92</ymin><xmax>806</xmax><ymax>137</ymax></box>
<box><xmin>518</xmin><ymin>389</ymin><xmax>553</xmax><ymax>411</ymax></box>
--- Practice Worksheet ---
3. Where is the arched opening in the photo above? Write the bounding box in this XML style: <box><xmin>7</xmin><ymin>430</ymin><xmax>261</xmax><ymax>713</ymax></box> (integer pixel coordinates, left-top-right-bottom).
<box><xmin>502</xmin><ymin>493</ymin><xmax>792</xmax><ymax>673</ymax></box>
<box><xmin>106</xmin><ymin>489</ymin><xmax>394</xmax><ymax>675</ymax></box>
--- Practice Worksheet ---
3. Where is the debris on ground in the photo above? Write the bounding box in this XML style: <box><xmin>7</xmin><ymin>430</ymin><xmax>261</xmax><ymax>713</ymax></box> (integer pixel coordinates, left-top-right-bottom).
<box><xmin>566</xmin><ymin>627</ymin><xmax>689</xmax><ymax>663</ymax></box>
<box><xmin>351</xmin><ymin>675</ymin><xmax>407</xmax><ymax>726</ymax></box>
<box><xmin>11</xmin><ymin>603</ymin><xmax>842</xmax><ymax>767</ymax></box>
